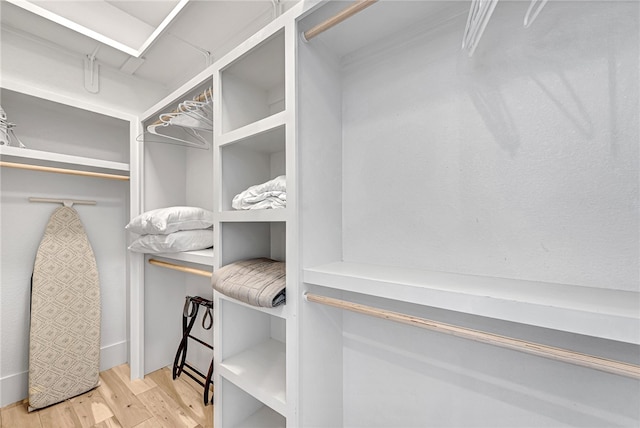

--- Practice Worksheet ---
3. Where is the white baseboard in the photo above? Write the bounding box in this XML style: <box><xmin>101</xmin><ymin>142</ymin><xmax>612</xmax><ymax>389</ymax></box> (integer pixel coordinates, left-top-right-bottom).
<box><xmin>0</xmin><ymin>370</ymin><xmax>28</xmax><ymax>408</ymax></box>
<box><xmin>99</xmin><ymin>340</ymin><xmax>128</xmax><ymax>372</ymax></box>
<box><xmin>0</xmin><ymin>340</ymin><xmax>128</xmax><ymax>407</ymax></box>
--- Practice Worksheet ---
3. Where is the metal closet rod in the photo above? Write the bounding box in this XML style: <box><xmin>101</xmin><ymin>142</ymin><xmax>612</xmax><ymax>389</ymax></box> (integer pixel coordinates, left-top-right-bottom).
<box><xmin>0</xmin><ymin>161</ymin><xmax>129</xmax><ymax>181</ymax></box>
<box><xmin>148</xmin><ymin>258</ymin><xmax>212</xmax><ymax>278</ymax></box>
<box><xmin>303</xmin><ymin>0</ymin><xmax>378</xmax><ymax>41</ymax></box>
<box><xmin>150</xmin><ymin>87</ymin><xmax>213</xmax><ymax>126</ymax></box>
<box><xmin>304</xmin><ymin>293</ymin><xmax>640</xmax><ymax>380</ymax></box>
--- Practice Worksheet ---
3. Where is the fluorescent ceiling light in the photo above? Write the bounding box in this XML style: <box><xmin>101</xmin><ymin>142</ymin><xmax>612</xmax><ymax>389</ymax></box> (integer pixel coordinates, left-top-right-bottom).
<box><xmin>6</xmin><ymin>0</ymin><xmax>189</xmax><ymax>57</ymax></box>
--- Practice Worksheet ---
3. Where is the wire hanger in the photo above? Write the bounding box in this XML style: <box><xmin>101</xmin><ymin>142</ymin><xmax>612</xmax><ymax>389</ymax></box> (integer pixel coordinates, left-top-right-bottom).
<box><xmin>462</xmin><ymin>0</ymin><xmax>499</xmax><ymax>57</ymax></box>
<box><xmin>138</xmin><ymin>123</ymin><xmax>211</xmax><ymax>149</ymax></box>
<box><xmin>138</xmin><ymin>87</ymin><xmax>213</xmax><ymax>149</ymax></box>
<box><xmin>524</xmin><ymin>0</ymin><xmax>549</xmax><ymax>28</ymax></box>
<box><xmin>1</xmin><ymin>105</ymin><xmax>26</xmax><ymax>148</ymax></box>
<box><xmin>160</xmin><ymin>100</ymin><xmax>213</xmax><ymax>130</ymax></box>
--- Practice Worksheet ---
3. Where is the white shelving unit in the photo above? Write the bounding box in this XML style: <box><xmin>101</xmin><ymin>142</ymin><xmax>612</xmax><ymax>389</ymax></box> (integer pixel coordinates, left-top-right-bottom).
<box><xmin>119</xmin><ymin>1</ymin><xmax>637</xmax><ymax>426</ymax></box>
<box><xmin>213</xmin><ymin>10</ymin><xmax>298</xmax><ymax>427</ymax></box>
<box><xmin>295</xmin><ymin>1</ymin><xmax>640</xmax><ymax>427</ymax></box>
<box><xmin>130</xmin><ymin>70</ymin><xmax>215</xmax><ymax>379</ymax></box>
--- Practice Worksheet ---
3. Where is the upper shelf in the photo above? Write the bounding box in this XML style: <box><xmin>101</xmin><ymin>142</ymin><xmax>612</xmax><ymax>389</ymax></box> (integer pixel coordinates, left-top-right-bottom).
<box><xmin>219</xmin><ymin>111</ymin><xmax>285</xmax><ymax>149</ymax></box>
<box><xmin>0</xmin><ymin>145</ymin><xmax>130</xmax><ymax>175</ymax></box>
<box><xmin>220</xmin><ymin>29</ymin><xmax>285</xmax><ymax>134</ymax></box>
<box><xmin>304</xmin><ymin>262</ymin><xmax>640</xmax><ymax>345</ymax></box>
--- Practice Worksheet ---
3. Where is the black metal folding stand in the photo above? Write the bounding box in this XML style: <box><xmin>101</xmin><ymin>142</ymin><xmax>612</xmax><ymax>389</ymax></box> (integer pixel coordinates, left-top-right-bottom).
<box><xmin>172</xmin><ymin>295</ymin><xmax>214</xmax><ymax>405</ymax></box>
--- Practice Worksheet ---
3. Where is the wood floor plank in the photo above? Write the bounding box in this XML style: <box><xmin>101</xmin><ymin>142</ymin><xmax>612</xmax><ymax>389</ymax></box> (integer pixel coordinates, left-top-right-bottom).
<box><xmin>91</xmin><ymin>416</ymin><xmax>124</xmax><ymax>428</ymax></box>
<box><xmin>1</xmin><ymin>400</ymin><xmax>43</xmax><ymax>428</ymax></box>
<box><xmin>131</xmin><ymin>416</ymin><xmax>170</xmax><ymax>428</ymax></box>
<box><xmin>99</xmin><ymin>369</ymin><xmax>153</xmax><ymax>428</ymax></box>
<box><xmin>1</xmin><ymin>365</ymin><xmax>212</xmax><ymax>428</ymax></box>
<box><xmin>136</xmin><ymin>387</ymin><xmax>199</xmax><ymax>428</ymax></box>
<box><xmin>70</xmin><ymin>387</ymin><xmax>114</xmax><ymax>427</ymax></box>
<box><xmin>111</xmin><ymin>364</ymin><xmax>157</xmax><ymax>396</ymax></box>
<box><xmin>38</xmin><ymin>399</ymin><xmax>83</xmax><ymax>428</ymax></box>
<box><xmin>147</xmin><ymin>367</ymin><xmax>212</xmax><ymax>428</ymax></box>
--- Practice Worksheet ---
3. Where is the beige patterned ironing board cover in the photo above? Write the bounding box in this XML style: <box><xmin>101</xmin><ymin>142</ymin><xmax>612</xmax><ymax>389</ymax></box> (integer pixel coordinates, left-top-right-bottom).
<box><xmin>29</xmin><ymin>206</ymin><xmax>101</xmax><ymax>411</ymax></box>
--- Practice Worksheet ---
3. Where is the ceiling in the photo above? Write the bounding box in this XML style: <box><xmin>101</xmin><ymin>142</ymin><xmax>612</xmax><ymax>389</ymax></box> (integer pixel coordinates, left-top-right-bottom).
<box><xmin>1</xmin><ymin>0</ymin><xmax>289</xmax><ymax>91</ymax></box>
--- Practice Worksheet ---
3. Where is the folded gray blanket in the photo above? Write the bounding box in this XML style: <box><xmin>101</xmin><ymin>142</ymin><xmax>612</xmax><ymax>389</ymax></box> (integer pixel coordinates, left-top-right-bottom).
<box><xmin>212</xmin><ymin>258</ymin><xmax>286</xmax><ymax>307</ymax></box>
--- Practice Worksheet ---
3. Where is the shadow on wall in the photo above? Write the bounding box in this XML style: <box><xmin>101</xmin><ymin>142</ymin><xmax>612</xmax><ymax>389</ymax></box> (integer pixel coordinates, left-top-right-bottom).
<box><xmin>456</xmin><ymin>0</ymin><xmax>639</xmax><ymax>157</ymax></box>
<box><xmin>342</xmin><ymin>310</ymin><xmax>640</xmax><ymax>428</ymax></box>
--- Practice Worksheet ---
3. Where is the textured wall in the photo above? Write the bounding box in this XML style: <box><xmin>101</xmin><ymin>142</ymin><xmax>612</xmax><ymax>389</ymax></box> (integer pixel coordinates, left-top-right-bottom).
<box><xmin>342</xmin><ymin>1</ymin><xmax>638</xmax><ymax>291</ymax></box>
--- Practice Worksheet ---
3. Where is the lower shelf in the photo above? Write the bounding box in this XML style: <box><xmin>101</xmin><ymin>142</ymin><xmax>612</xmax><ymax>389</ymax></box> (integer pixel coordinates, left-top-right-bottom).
<box><xmin>218</xmin><ymin>338</ymin><xmax>286</xmax><ymax>416</ymax></box>
<box><xmin>235</xmin><ymin>406</ymin><xmax>286</xmax><ymax>428</ymax></box>
<box><xmin>155</xmin><ymin>248</ymin><xmax>214</xmax><ymax>266</ymax></box>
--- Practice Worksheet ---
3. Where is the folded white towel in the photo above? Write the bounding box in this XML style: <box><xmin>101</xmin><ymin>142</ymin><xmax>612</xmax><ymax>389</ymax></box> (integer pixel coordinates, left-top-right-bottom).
<box><xmin>232</xmin><ymin>175</ymin><xmax>286</xmax><ymax>210</ymax></box>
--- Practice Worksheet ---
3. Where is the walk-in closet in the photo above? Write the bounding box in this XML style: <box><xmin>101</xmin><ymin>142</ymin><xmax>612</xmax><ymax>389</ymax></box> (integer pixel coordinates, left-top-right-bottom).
<box><xmin>1</xmin><ymin>0</ymin><xmax>638</xmax><ymax>427</ymax></box>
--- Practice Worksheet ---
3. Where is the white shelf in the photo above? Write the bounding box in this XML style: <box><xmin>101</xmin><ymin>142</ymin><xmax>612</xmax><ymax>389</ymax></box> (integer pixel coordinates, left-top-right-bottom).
<box><xmin>219</xmin><ymin>208</ymin><xmax>288</xmax><ymax>223</ymax></box>
<box><xmin>235</xmin><ymin>405</ymin><xmax>286</xmax><ymax>428</ymax></box>
<box><xmin>219</xmin><ymin>338</ymin><xmax>286</xmax><ymax>416</ymax></box>
<box><xmin>304</xmin><ymin>262</ymin><xmax>640</xmax><ymax>345</ymax></box>
<box><xmin>154</xmin><ymin>249</ymin><xmax>214</xmax><ymax>266</ymax></box>
<box><xmin>0</xmin><ymin>145</ymin><xmax>130</xmax><ymax>172</ymax></box>
<box><xmin>219</xmin><ymin>111</ymin><xmax>286</xmax><ymax>148</ymax></box>
<box><xmin>217</xmin><ymin>292</ymin><xmax>287</xmax><ymax>319</ymax></box>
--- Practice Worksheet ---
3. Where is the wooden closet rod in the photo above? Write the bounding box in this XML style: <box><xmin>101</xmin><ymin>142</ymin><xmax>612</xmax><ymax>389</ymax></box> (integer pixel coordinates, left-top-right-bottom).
<box><xmin>303</xmin><ymin>0</ymin><xmax>378</xmax><ymax>41</ymax></box>
<box><xmin>305</xmin><ymin>293</ymin><xmax>640</xmax><ymax>380</ymax></box>
<box><xmin>148</xmin><ymin>258</ymin><xmax>212</xmax><ymax>278</ymax></box>
<box><xmin>150</xmin><ymin>87</ymin><xmax>213</xmax><ymax>126</ymax></box>
<box><xmin>0</xmin><ymin>161</ymin><xmax>129</xmax><ymax>181</ymax></box>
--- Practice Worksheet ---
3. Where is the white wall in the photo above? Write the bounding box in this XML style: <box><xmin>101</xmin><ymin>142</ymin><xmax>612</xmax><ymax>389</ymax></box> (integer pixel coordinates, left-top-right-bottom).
<box><xmin>342</xmin><ymin>0</ymin><xmax>638</xmax><ymax>291</ymax></box>
<box><xmin>0</xmin><ymin>169</ymin><xmax>129</xmax><ymax>406</ymax></box>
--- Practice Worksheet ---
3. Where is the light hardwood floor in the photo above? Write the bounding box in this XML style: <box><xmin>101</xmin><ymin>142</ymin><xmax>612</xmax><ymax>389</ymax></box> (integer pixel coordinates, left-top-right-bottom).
<box><xmin>0</xmin><ymin>364</ymin><xmax>213</xmax><ymax>428</ymax></box>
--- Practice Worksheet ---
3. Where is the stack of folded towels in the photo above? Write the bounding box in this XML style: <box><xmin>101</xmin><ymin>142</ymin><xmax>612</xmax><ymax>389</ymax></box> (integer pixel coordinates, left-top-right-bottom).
<box><xmin>126</xmin><ymin>206</ymin><xmax>214</xmax><ymax>253</ymax></box>
<box><xmin>212</xmin><ymin>258</ymin><xmax>286</xmax><ymax>307</ymax></box>
<box><xmin>232</xmin><ymin>175</ymin><xmax>286</xmax><ymax>210</ymax></box>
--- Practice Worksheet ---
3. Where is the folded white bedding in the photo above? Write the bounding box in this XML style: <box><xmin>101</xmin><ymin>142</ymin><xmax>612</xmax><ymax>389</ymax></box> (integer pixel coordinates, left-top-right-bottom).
<box><xmin>128</xmin><ymin>228</ymin><xmax>213</xmax><ymax>253</ymax></box>
<box><xmin>232</xmin><ymin>175</ymin><xmax>286</xmax><ymax>210</ymax></box>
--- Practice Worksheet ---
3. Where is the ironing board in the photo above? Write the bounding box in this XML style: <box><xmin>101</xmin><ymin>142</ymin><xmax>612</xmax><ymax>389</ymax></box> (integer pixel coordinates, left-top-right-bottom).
<box><xmin>28</xmin><ymin>206</ymin><xmax>101</xmax><ymax>410</ymax></box>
